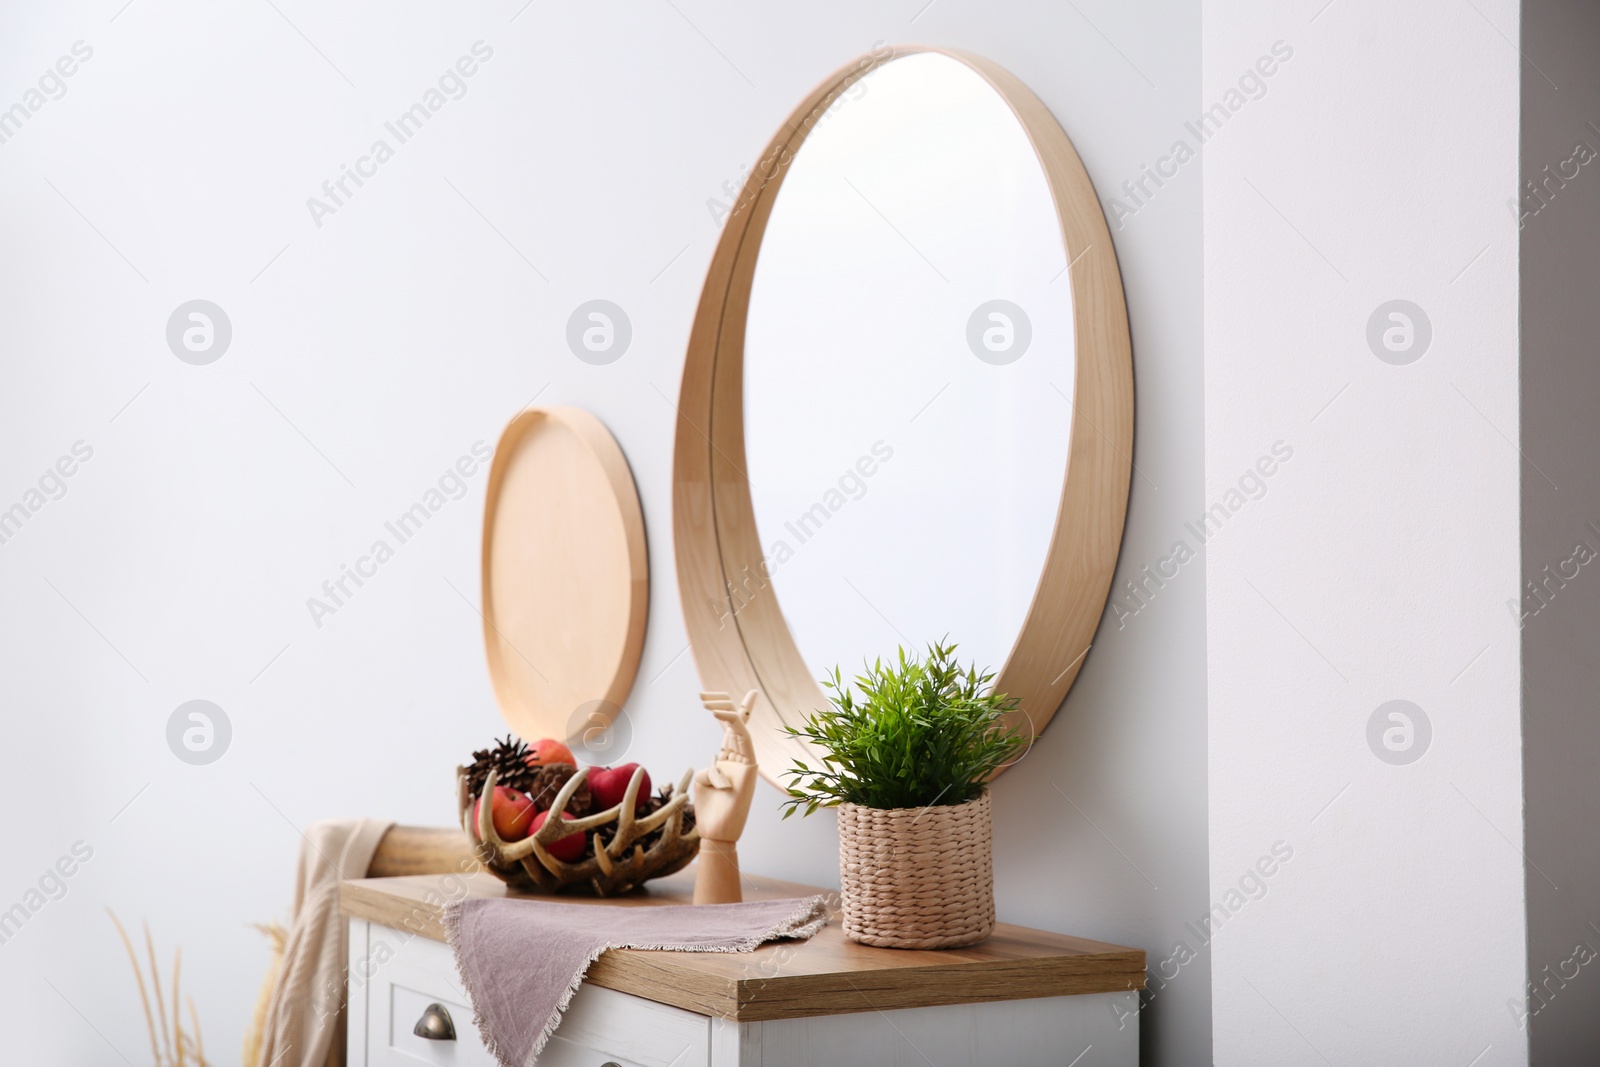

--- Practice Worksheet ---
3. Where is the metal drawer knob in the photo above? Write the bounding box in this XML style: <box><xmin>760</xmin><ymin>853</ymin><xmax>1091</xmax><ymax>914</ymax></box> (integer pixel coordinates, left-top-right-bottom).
<box><xmin>413</xmin><ymin>1003</ymin><xmax>456</xmax><ymax>1041</ymax></box>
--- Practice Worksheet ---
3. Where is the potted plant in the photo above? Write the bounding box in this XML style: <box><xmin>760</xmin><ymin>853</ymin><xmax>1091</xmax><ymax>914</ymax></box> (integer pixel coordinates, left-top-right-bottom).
<box><xmin>782</xmin><ymin>642</ymin><xmax>1027</xmax><ymax>949</ymax></box>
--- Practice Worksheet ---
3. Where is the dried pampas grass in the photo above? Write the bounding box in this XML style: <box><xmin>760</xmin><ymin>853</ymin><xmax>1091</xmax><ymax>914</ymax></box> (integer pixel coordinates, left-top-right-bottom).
<box><xmin>107</xmin><ymin>910</ymin><xmax>211</xmax><ymax>1067</ymax></box>
<box><xmin>241</xmin><ymin>921</ymin><xmax>287</xmax><ymax>1067</ymax></box>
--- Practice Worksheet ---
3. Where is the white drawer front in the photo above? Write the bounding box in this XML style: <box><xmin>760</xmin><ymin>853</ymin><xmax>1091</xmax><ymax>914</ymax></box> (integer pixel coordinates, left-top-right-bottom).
<box><xmin>537</xmin><ymin>984</ymin><xmax>710</xmax><ymax>1067</ymax></box>
<box><xmin>358</xmin><ymin>923</ymin><xmax>708</xmax><ymax>1067</ymax></box>
<box><xmin>366</xmin><ymin>927</ymin><xmax>495</xmax><ymax>1067</ymax></box>
<box><xmin>385</xmin><ymin>981</ymin><xmax>490</xmax><ymax>1066</ymax></box>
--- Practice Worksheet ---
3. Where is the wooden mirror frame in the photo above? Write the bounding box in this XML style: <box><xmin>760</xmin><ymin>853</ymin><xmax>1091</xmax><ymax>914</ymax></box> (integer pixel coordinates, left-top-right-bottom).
<box><xmin>671</xmin><ymin>46</ymin><xmax>1133</xmax><ymax>786</ymax></box>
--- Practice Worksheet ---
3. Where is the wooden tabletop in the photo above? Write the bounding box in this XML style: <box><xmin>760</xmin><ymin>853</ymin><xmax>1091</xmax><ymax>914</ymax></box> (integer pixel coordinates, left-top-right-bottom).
<box><xmin>340</xmin><ymin>869</ymin><xmax>1145</xmax><ymax>1022</ymax></box>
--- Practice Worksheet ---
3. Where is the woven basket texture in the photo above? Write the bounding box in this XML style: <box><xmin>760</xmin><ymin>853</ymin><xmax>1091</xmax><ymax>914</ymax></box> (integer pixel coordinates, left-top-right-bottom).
<box><xmin>837</xmin><ymin>791</ymin><xmax>995</xmax><ymax>949</ymax></box>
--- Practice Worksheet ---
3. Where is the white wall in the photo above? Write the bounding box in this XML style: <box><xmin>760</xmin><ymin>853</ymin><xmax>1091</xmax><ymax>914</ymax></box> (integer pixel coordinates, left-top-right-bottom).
<box><xmin>0</xmin><ymin>1</ymin><xmax>1210</xmax><ymax>1064</ymax></box>
<box><xmin>1204</xmin><ymin>1</ymin><xmax>1528</xmax><ymax>1063</ymax></box>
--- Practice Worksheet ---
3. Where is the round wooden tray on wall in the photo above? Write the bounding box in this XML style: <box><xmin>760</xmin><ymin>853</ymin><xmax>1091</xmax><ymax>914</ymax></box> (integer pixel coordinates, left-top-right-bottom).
<box><xmin>481</xmin><ymin>406</ymin><xmax>648</xmax><ymax>746</ymax></box>
<box><xmin>670</xmin><ymin>46</ymin><xmax>1134</xmax><ymax>785</ymax></box>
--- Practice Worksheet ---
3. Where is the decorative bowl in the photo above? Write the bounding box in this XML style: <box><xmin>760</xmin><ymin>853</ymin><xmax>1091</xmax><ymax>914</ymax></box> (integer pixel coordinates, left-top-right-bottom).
<box><xmin>457</xmin><ymin>764</ymin><xmax>699</xmax><ymax>896</ymax></box>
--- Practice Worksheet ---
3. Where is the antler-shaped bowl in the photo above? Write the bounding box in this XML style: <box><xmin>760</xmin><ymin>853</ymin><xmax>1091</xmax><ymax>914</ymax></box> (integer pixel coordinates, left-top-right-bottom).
<box><xmin>456</xmin><ymin>764</ymin><xmax>699</xmax><ymax>896</ymax></box>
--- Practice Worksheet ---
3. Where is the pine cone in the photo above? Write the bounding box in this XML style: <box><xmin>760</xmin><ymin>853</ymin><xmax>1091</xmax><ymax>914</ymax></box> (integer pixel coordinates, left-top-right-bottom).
<box><xmin>525</xmin><ymin>762</ymin><xmax>591</xmax><ymax>815</ymax></box>
<box><xmin>464</xmin><ymin>735</ymin><xmax>540</xmax><ymax>798</ymax></box>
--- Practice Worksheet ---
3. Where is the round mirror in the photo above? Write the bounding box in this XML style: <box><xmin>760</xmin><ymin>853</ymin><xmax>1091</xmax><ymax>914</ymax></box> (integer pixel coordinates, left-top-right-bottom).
<box><xmin>744</xmin><ymin>52</ymin><xmax>1073</xmax><ymax>686</ymax></box>
<box><xmin>673</xmin><ymin>47</ymin><xmax>1132</xmax><ymax>785</ymax></box>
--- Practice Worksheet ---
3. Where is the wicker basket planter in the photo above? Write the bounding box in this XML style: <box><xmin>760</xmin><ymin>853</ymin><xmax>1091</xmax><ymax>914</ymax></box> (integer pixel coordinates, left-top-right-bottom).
<box><xmin>837</xmin><ymin>791</ymin><xmax>995</xmax><ymax>949</ymax></box>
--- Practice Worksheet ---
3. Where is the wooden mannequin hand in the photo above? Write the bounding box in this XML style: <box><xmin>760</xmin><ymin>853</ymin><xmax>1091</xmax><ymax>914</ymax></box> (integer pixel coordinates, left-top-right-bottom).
<box><xmin>691</xmin><ymin>690</ymin><xmax>758</xmax><ymax>844</ymax></box>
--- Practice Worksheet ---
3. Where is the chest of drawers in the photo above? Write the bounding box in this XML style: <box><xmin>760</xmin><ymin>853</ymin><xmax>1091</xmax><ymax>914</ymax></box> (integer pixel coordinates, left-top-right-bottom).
<box><xmin>341</xmin><ymin>871</ymin><xmax>1143</xmax><ymax>1066</ymax></box>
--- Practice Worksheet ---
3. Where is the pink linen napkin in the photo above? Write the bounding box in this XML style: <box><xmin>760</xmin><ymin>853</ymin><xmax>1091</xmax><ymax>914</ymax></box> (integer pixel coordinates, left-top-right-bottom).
<box><xmin>443</xmin><ymin>894</ymin><xmax>830</xmax><ymax>1066</ymax></box>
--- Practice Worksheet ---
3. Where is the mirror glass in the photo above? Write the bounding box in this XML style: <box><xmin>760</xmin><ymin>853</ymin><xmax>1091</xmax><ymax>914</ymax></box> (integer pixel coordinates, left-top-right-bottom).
<box><xmin>744</xmin><ymin>52</ymin><xmax>1075</xmax><ymax>685</ymax></box>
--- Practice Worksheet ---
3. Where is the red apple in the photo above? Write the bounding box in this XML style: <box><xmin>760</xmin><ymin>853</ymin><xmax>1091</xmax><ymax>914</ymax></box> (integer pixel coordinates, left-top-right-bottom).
<box><xmin>589</xmin><ymin>763</ymin><xmax>651</xmax><ymax>814</ymax></box>
<box><xmin>474</xmin><ymin>785</ymin><xmax>535</xmax><ymax>841</ymax></box>
<box><xmin>532</xmin><ymin>809</ymin><xmax>585</xmax><ymax>862</ymax></box>
<box><xmin>526</xmin><ymin>738</ymin><xmax>576</xmax><ymax>767</ymax></box>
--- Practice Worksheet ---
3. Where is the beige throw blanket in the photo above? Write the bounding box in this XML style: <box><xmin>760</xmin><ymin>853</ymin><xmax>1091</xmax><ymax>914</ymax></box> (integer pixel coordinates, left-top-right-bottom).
<box><xmin>257</xmin><ymin>818</ymin><xmax>393</xmax><ymax>1067</ymax></box>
